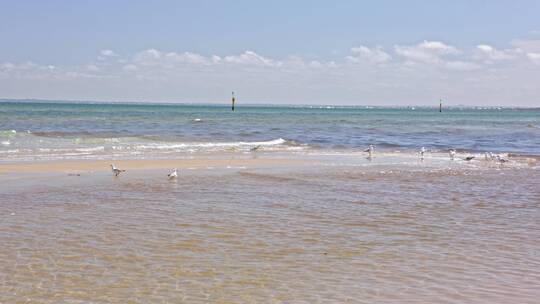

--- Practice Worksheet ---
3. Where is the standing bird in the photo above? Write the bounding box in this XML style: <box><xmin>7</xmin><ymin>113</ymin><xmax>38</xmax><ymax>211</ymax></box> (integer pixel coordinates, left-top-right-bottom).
<box><xmin>420</xmin><ymin>147</ymin><xmax>426</xmax><ymax>158</ymax></box>
<box><xmin>168</xmin><ymin>168</ymin><xmax>178</xmax><ymax>179</ymax></box>
<box><xmin>449</xmin><ymin>149</ymin><xmax>456</xmax><ymax>160</ymax></box>
<box><xmin>496</xmin><ymin>155</ymin><xmax>508</xmax><ymax>163</ymax></box>
<box><xmin>111</xmin><ymin>164</ymin><xmax>126</xmax><ymax>177</ymax></box>
<box><xmin>364</xmin><ymin>145</ymin><xmax>374</xmax><ymax>157</ymax></box>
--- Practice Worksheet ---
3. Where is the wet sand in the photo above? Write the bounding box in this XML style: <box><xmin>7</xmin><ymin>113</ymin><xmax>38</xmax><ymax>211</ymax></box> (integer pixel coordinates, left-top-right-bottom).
<box><xmin>1</xmin><ymin>151</ymin><xmax>536</xmax><ymax>175</ymax></box>
<box><xmin>0</xmin><ymin>156</ymin><xmax>313</xmax><ymax>174</ymax></box>
<box><xmin>1</xmin><ymin>154</ymin><xmax>539</xmax><ymax>303</ymax></box>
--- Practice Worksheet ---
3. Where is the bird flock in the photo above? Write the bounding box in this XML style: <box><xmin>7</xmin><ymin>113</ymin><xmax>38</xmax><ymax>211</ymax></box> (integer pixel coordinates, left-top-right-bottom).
<box><xmin>109</xmin><ymin>144</ymin><xmax>265</xmax><ymax>178</ymax></box>
<box><xmin>362</xmin><ymin>145</ymin><xmax>509</xmax><ymax>163</ymax></box>
<box><xmin>110</xmin><ymin>164</ymin><xmax>178</xmax><ymax>179</ymax></box>
<box><xmin>108</xmin><ymin>145</ymin><xmax>510</xmax><ymax>178</ymax></box>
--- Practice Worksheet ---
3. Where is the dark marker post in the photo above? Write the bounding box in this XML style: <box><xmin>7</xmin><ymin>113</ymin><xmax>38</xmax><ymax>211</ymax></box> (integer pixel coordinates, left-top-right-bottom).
<box><xmin>231</xmin><ymin>91</ymin><xmax>236</xmax><ymax>111</ymax></box>
<box><xmin>439</xmin><ymin>99</ymin><xmax>443</xmax><ymax>113</ymax></box>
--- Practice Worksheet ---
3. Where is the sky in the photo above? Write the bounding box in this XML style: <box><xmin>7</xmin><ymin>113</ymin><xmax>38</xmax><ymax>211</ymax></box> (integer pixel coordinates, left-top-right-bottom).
<box><xmin>1</xmin><ymin>0</ymin><xmax>540</xmax><ymax>106</ymax></box>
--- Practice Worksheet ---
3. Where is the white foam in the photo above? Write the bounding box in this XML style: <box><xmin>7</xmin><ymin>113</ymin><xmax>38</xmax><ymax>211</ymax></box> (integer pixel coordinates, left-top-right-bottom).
<box><xmin>76</xmin><ymin>146</ymin><xmax>106</xmax><ymax>152</ymax></box>
<box><xmin>135</xmin><ymin>138</ymin><xmax>287</xmax><ymax>150</ymax></box>
<box><xmin>0</xmin><ymin>130</ymin><xmax>17</xmax><ymax>138</ymax></box>
<box><xmin>226</xmin><ymin>166</ymin><xmax>247</xmax><ymax>169</ymax></box>
<box><xmin>0</xmin><ymin>149</ymin><xmax>19</xmax><ymax>154</ymax></box>
<box><xmin>38</xmin><ymin>146</ymin><xmax>105</xmax><ymax>153</ymax></box>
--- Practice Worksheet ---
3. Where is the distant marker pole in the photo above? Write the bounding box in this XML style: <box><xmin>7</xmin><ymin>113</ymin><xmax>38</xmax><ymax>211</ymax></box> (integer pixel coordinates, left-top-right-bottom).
<box><xmin>439</xmin><ymin>99</ymin><xmax>442</xmax><ymax>113</ymax></box>
<box><xmin>231</xmin><ymin>91</ymin><xmax>236</xmax><ymax>112</ymax></box>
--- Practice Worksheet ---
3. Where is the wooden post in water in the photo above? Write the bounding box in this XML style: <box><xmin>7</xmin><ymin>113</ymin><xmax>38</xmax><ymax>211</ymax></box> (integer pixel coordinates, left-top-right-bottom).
<box><xmin>231</xmin><ymin>91</ymin><xmax>236</xmax><ymax>112</ymax></box>
<box><xmin>439</xmin><ymin>99</ymin><xmax>442</xmax><ymax>113</ymax></box>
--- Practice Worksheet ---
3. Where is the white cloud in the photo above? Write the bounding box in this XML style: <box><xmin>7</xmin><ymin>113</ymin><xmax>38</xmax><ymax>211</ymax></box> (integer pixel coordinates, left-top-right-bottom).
<box><xmin>508</xmin><ymin>39</ymin><xmax>540</xmax><ymax>65</ymax></box>
<box><xmin>122</xmin><ymin>64</ymin><xmax>139</xmax><ymax>71</ymax></box>
<box><xmin>511</xmin><ymin>39</ymin><xmax>540</xmax><ymax>52</ymax></box>
<box><xmin>134</xmin><ymin>49</ymin><xmax>163</xmax><ymax>65</ymax></box>
<box><xmin>395</xmin><ymin>41</ymin><xmax>460</xmax><ymax>64</ymax></box>
<box><xmin>346</xmin><ymin>46</ymin><xmax>391</xmax><ymax>64</ymax></box>
<box><xmin>100</xmin><ymin>49</ymin><xmax>118</xmax><ymax>57</ymax></box>
<box><xmin>444</xmin><ymin>61</ymin><xmax>481</xmax><ymax>71</ymax></box>
<box><xmin>1</xmin><ymin>62</ymin><xmax>16</xmax><ymax>70</ymax></box>
<box><xmin>2</xmin><ymin>41</ymin><xmax>540</xmax><ymax>106</ymax></box>
<box><xmin>527</xmin><ymin>52</ymin><xmax>540</xmax><ymax>64</ymax></box>
<box><xmin>85</xmin><ymin>64</ymin><xmax>100</xmax><ymax>72</ymax></box>
<box><xmin>164</xmin><ymin>51</ymin><xmax>218</xmax><ymax>65</ymax></box>
<box><xmin>307</xmin><ymin>60</ymin><xmax>323</xmax><ymax>68</ymax></box>
<box><xmin>133</xmin><ymin>49</ymin><xmax>279</xmax><ymax>68</ymax></box>
<box><xmin>1</xmin><ymin>61</ymin><xmax>38</xmax><ymax>71</ymax></box>
<box><xmin>223</xmin><ymin>51</ymin><xmax>281</xmax><ymax>67</ymax></box>
<box><xmin>475</xmin><ymin>44</ymin><xmax>518</xmax><ymax>62</ymax></box>
<box><xmin>279</xmin><ymin>56</ymin><xmax>338</xmax><ymax>70</ymax></box>
<box><xmin>308</xmin><ymin>60</ymin><xmax>337</xmax><ymax>69</ymax></box>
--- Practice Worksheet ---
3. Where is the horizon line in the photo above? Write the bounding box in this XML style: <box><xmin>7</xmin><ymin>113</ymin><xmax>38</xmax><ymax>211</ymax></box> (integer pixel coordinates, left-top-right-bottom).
<box><xmin>0</xmin><ymin>98</ymin><xmax>539</xmax><ymax>109</ymax></box>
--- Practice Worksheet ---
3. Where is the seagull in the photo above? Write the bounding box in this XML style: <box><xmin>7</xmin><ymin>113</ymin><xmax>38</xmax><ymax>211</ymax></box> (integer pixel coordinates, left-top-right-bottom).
<box><xmin>496</xmin><ymin>155</ymin><xmax>508</xmax><ymax>163</ymax></box>
<box><xmin>364</xmin><ymin>145</ymin><xmax>374</xmax><ymax>157</ymax></box>
<box><xmin>250</xmin><ymin>145</ymin><xmax>261</xmax><ymax>152</ymax></box>
<box><xmin>449</xmin><ymin>149</ymin><xmax>456</xmax><ymax>160</ymax></box>
<box><xmin>464</xmin><ymin>156</ymin><xmax>475</xmax><ymax>161</ymax></box>
<box><xmin>168</xmin><ymin>168</ymin><xmax>178</xmax><ymax>179</ymax></box>
<box><xmin>111</xmin><ymin>164</ymin><xmax>126</xmax><ymax>177</ymax></box>
<box><xmin>484</xmin><ymin>152</ymin><xmax>495</xmax><ymax>161</ymax></box>
<box><xmin>420</xmin><ymin>147</ymin><xmax>426</xmax><ymax>158</ymax></box>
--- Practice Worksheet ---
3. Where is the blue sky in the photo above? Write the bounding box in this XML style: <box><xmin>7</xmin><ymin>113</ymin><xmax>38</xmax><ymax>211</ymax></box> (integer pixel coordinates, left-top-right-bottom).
<box><xmin>1</xmin><ymin>1</ymin><xmax>540</xmax><ymax>106</ymax></box>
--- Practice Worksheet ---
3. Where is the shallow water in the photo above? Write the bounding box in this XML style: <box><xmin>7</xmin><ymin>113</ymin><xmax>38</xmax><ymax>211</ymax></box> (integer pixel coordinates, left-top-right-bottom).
<box><xmin>1</xmin><ymin>158</ymin><xmax>539</xmax><ymax>303</ymax></box>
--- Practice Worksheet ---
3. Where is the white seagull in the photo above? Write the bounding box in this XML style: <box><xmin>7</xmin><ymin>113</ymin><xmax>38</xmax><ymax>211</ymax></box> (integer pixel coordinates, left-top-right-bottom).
<box><xmin>168</xmin><ymin>168</ymin><xmax>178</xmax><ymax>179</ymax></box>
<box><xmin>420</xmin><ymin>147</ymin><xmax>426</xmax><ymax>158</ymax></box>
<box><xmin>484</xmin><ymin>152</ymin><xmax>495</xmax><ymax>161</ymax></box>
<box><xmin>496</xmin><ymin>155</ymin><xmax>508</xmax><ymax>163</ymax></box>
<box><xmin>364</xmin><ymin>145</ymin><xmax>374</xmax><ymax>157</ymax></box>
<box><xmin>449</xmin><ymin>149</ymin><xmax>456</xmax><ymax>160</ymax></box>
<box><xmin>111</xmin><ymin>164</ymin><xmax>126</xmax><ymax>177</ymax></box>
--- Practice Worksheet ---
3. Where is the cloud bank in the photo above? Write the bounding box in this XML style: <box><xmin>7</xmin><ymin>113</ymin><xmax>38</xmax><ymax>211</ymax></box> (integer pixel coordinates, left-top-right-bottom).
<box><xmin>1</xmin><ymin>40</ymin><xmax>540</xmax><ymax>106</ymax></box>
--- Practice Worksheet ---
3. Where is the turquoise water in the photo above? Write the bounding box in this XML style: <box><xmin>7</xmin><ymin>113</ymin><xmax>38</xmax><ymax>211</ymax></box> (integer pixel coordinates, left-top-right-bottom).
<box><xmin>1</xmin><ymin>101</ymin><xmax>539</xmax><ymax>160</ymax></box>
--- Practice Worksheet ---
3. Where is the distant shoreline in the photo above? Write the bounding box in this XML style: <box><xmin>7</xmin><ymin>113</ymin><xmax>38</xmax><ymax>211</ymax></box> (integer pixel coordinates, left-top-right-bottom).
<box><xmin>1</xmin><ymin>98</ymin><xmax>538</xmax><ymax>109</ymax></box>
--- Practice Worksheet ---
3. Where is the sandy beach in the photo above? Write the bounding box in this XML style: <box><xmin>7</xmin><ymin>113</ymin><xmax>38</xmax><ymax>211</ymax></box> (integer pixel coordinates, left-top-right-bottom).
<box><xmin>0</xmin><ymin>156</ymin><xmax>312</xmax><ymax>174</ymax></box>
<box><xmin>2</xmin><ymin>151</ymin><xmax>536</xmax><ymax>176</ymax></box>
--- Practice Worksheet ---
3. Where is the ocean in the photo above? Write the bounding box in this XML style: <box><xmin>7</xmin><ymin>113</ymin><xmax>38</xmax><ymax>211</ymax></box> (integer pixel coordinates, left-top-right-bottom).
<box><xmin>1</xmin><ymin>101</ymin><xmax>539</xmax><ymax>303</ymax></box>
<box><xmin>1</xmin><ymin>101</ymin><xmax>539</xmax><ymax>161</ymax></box>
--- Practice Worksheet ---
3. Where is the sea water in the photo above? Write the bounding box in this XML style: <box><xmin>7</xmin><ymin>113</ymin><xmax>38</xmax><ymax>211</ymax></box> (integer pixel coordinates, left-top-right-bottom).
<box><xmin>1</xmin><ymin>101</ymin><xmax>539</xmax><ymax>161</ymax></box>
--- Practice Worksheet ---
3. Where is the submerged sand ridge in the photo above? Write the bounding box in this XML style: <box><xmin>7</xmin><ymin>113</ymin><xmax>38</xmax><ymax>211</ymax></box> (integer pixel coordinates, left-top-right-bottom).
<box><xmin>0</xmin><ymin>151</ymin><xmax>537</xmax><ymax>175</ymax></box>
<box><xmin>0</xmin><ymin>157</ymin><xmax>313</xmax><ymax>174</ymax></box>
